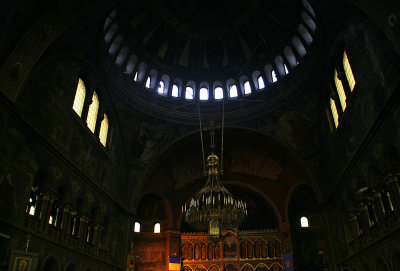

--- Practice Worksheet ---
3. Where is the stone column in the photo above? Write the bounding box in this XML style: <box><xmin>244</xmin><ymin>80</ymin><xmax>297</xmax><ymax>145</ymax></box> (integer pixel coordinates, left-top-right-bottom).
<box><xmin>78</xmin><ymin>216</ymin><xmax>89</xmax><ymax>246</ymax></box>
<box><xmin>60</xmin><ymin>205</ymin><xmax>71</xmax><ymax>238</ymax></box>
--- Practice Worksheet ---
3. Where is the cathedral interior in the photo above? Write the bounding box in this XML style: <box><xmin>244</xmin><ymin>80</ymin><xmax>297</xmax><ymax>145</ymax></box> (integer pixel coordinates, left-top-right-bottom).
<box><xmin>0</xmin><ymin>0</ymin><xmax>400</xmax><ymax>271</ymax></box>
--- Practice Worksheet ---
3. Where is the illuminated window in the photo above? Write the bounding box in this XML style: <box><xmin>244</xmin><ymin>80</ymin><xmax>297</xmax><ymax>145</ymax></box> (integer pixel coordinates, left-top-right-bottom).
<box><xmin>300</xmin><ymin>216</ymin><xmax>309</xmax><ymax>228</ymax></box>
<box><xmin>215</xmin><ymin>87</ymin><xmax>223</xmax><ymax>100</ymax></box>
<box><xmin>343</xmin><ymin>51</ymin><xmax>356</xmax><ymax>92</ymax></box>
<box><xmin>99</xmin><ymin>113</ymin><xmax>109</xmax><ymax>147</ymax></box>
<box><xmin>157</xmin><ymin>81</ymin><xmax>165</xmax><ymax>95</ymax></box>
<box><xmin>244</xmin><ymin>81</ymin><xmax>251</xmax><ymax>94</ymax></box>
<box><xmin>185</xmin><ymin>87</ymin><xmax>194</xmax><ymax>100</ymax></box>
<box><xmin>154</xmin><ymin>223</ymin><xmax>161</xmax><ymax>233</ymax></box>
<box><xmin>134</xmin><ymin>222</ymin><xmax>141</xmax><ymax>233</ymax></box>
<box><xmin>145</xmin><ymin>77</ymin><xmax>151</xmax><ymax>88</ymax></box>
<box><xmin>229</xmin><ymin>85</ymin><xmax>238</xmax><ymax>98</ymax></box>
<box><xmin>172</xmin><ymin>85</ymin><xmax>179</xmax><ymax>97</ymax></box>
<box><xmin>330</xmin><ymin>98</ymin><xmax>339</xmax><ymax>128</ymax></box>
<box><xmin>258</xmin><ymin>76</ymin><xmax>265</xmax><ymax>89</ymax></box>
<box><xmin>334</xmin><ymin>69</ymin><xmax>347</xmax><ymax>111</ymax></box>
<box><xmin>49</xmin><ymin>216</ymin><xmax>54</xmax><ymax>225</ymax></box>
<box><xmin>72</xmin><ymin>78</ymin><xmax>86</xmax><ymax>117</ymax></box>
<box><xmin>199</xmin><ymin>88</ymin><xmax>208</xmax><ymax>100</ymax></box>
<box><xmin>134</xmin><ymin>72</ymin><xmax>138</xmax><ymax>81</ymax></box>
<box><xmin>86</xmin><ymin>91</ymin><xmax>99</xmax><ymax>133</ymax></box>
<box><xmin>29</xmin><ymin>206</ymin><xmax>36</xmax><ymax>216</ymax></box>
<box><xmin>272</xmin><ymin>70</ymin><xmax>278</xmax><ymax>83</ymax></box>
<box><xmin>284</xmin><ymin>64</ymin><xmax>289</xmax><ymax>74</ymax></box>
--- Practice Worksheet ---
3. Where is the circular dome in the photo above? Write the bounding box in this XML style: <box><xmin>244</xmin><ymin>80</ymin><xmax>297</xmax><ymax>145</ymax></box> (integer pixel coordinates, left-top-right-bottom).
<box><xmin>101</xmin><ymin>0</ymin><xmax>318</xmax><ymax>120</ymax></box>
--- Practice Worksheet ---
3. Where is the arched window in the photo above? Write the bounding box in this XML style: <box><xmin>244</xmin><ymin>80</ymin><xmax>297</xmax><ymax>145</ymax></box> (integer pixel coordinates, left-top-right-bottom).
<box><xmin>99</xmin><ymin>113</ymin><xmax>109</xmax><ymax>147</ymax></box>
<box><xmin>271</xmin><ymin>70</ymin><xmax>278</xmax><ymax>83</ymax></box>
<box><xmin>343</xmin><ymin>51</ymin><xmax>356</xmax><ymax>91</ymax></box>
<box><xmin>134</xmin><ymin>222</ymin><xmax>141</xmax><ymax>233</ymax></box>
<box><xmin>334</xmin><ymin>69</ymin><xmax>347</xmax><ymax>111</ymax></box>
<box><xmin>228</xmin><ymin>85</ymin><xmax>238</xmax><ymax>98</ymax></box>
<box><xmin>199</xmin><ymin>88</ymin><xmax>209</xmax><ymax>100</ymax></box>
<box><xmin>172</xmin><ymin>84</ymin><xmax>179</xmax><ymax>97</ymax></box>
<box><xmin>243</xmin><ymin>81</ymin><xmax>251</xmax><ymax>95</ymax></box>
<box><xmin>300</xmin><ymin>216</ymin><xmax>309</xmax><ymax>227</ymax></box>
<box><xmin>258</xmin><ymin>76</ymin><xmax>265</xmax><ymax>89</ymax></box>
<box><xmin>154</xmin><ymin>223</ymin><xmax>161</xmax><ymax>233</ymax></box>
<box><xmin>72</xmin><ymin>78</ymin><xmax>86</xmax><ymax>117</ymax></box>
<box><xmin>284</xmin><ymin>64</ymin><xmax>289</xmax><ymax>74</ymax></box>
<box><xmin>145</xmin><ymin>77</ymin><xmax>151</xmax><ymax>88</ymax></box>
<box><xmin>330</xmin><ymin>98</ymin><xmax>339</xmax><ymax>128</ymax></box>
<box><xmin>157</xmin><ymin>81</ymin><xmax>165</xmax><ymax>95</ymax></box>
<box><xmin>214</xmin><ymin>87</ymin><xmax>223</xmax><ymax>100</ymax></box>
<box><xmin>86</xmin><ymin>91</ymin><xmax>99</xmax><ymax>133</ymax></box>
<box><xmin>134</xmin><ymin>72</ymin><xmax>138</xmax><ymax>81</ymax></box>
<box><xmin>185</xmin><ymin>87</ymin><xmax>194</xmax><ymax>100</ymax></box>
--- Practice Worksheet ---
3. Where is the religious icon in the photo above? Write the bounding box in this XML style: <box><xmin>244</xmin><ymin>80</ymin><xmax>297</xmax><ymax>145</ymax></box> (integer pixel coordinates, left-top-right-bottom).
<box><xmin>209</xmin><ymin>220</ymin><xmax>220</xmax><ymax>236</ymax></box>
<box><xmin>13</xmin><ymin>256</ymin><xmax>32</xmax><ymax>271</ymax></box>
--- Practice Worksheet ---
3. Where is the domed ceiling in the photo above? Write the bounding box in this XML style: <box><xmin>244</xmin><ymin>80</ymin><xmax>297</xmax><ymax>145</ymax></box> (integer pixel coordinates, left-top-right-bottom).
<box><xmin>102</xmin><ymin>0</ymin><xmax>318</xmax><ymax>121</ymax></box>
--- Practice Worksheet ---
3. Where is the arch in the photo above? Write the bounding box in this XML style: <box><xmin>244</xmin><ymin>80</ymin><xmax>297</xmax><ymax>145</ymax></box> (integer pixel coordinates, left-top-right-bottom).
<box><xmin>158</xmin><ymin>74</ymin><xmax>170</xmax><ymax>96</ymax></box>
<box><xmin>64</xmin><ymin>262</ymin><xmax>78</xmax><ymax>271</ymax></box>
<box><xmin>239</xmin><ymin>75</ymin><xmax>251</xmax><ymax>95</ymax></box>
<box><xmin>153</xmin><ymin>222</ymin><xmax>161</xmax><ymax>233</ymax></box>
<box><xmin>86</xmin><ymin>91</ymin><xmax>99</xmax><ymax>133</ymax></box>
<box><xmin>136</xmin><ymin>62</ymin><xmax>147</xmax><ymax>83</ymax></box>
<box><xmin>185</xmin><ymin>81</ymin><xmax>196</xmax><ymax>100</ymax></box>
<box><xmin>226</xmin><ymin>79</ymin><xmax>238</xmax><ymax>98</ymax></box>
<box><xmin>251</xmin><ymin>70</ymin><xmax>264</xmax><ymax>90</ymax></box>
<box><xmin>125</xmin><ymin>55</ymin><xmax>137</xmax><ymax>75</ymax></box>
<box><xmin>274</xmin><ymin>56</ymin><xmax>285</xmax><ymax>76</ymax></box>
<box><xmin>108</xmin><ymin>35</ymin><xmax>123</xmax><ymax>57</ymax></box>
<box><xmin>99</xmin><ymin>113</ymin><xmax>109</xmax><ymax>147</ymax></box>
<box><xmin>115</xmin><ymin>45</ymin><xmax>129</xmax><ymax>66</ymax></box>
<box><xmin>292</xmin><ymin>36</ymin><xmax>306</xmax><ymax>57</ymax></box>
<box><xmin>104</xmin><ymin>23</ymin><xmax>118</xmax><ymax>44</ymax></box>
<box><xmin>134</xmin><ymin>221</ymin><xmax>140</xmax><ymax>232</ymax></box>
<box><xmin>199</xmin><ymin>82</ymin><xmax>209</xmax><ymax>101</ymax></box>
<box><xmin>137</xmin><ymin>192</ymin><xmax>173</xmax><ymax>230</ymax></box>
<box><xmin>41</xmin><ymin>255</ymin><xmax>60</xmax><ymax>271</ymax></box>
<box><xmin>298</xmin><ymin>24</ymin><xmax>313</xmax><ymax>45</ymax></box>
<box><xmin>302</xmin><ymin>0</ymin><xmax>316</xmax><ymax>18</ymax></box>
<box><xmin>301</xmin><ymin>11</ymin><xmax>316</xmax><ymax>32</ymax></box>
<box><xmin>213</xmin><ymin>81</ymin><xmax>224</xmax><ymax>100</ymax></box>
<box><xmin>284</xmin><ymin>46</ymin><xmax>297</xmax><ymax>68</ymax></box>
<box><xmin>148</xmin><ymin>69</ymin><xmax>158</xmax><ymax>89</ymax></box>
<box><xmin>171</xmin><ymin>79</ymin><xmax>183</xmax><ymax>98</ymax></box>
<box><xmin>72</xmin><ymin>78</ymin><xmax>86</xmax><ymax>117</ymax></box>
<box><xmin>241</xmin><ymin>263</ymin><xmax>255</xmax><ymax>270</ymax></box>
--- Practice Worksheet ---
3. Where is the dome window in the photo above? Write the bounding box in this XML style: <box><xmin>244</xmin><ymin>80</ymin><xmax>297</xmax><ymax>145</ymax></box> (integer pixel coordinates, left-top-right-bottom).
<box><xmin>292</xmin><ymin>36</ymin><xmax>306</xmax><ymax>57</ymax></box>
<box><xmin>185</xmin><ymin>87</ymin><xmax>194</xmax><ymax>100</ymax></box>
<box><xmin>172</xmin><ymin>84</ymin><xmax>179</xmax><ymax>97</ymax></box>
<box><xmin>302</xmin><ymin>0</ymin><xmax>316</xmax><ymax>18</ymax></box>
<box><xmin>300</xmin><ymin>216</ymin><xmax>309</xmax><ymax>228</ymax></box>
<box><xmin>228</xmin><ymin>85</ymin><xmax>238</xmax><ymax>98</ymax></box>
<box><xmin>298</xmin><ymin>24</ymin><xmax>313</xmax><ymax>45</ymax></box>
<box><xmin>157</xmin><ymin>81</ymin><xmax>165</xmax><ymax>95</ymax></box>
<box><xmin>214</xmin><ymin>87</ymin><xmax>223</xmax><ymax>100</ymax></box>
<box><xmin>134</xmin><ymin>72</ymin><xmax>138</xmax><ymax>82</ymax></box>
<box><xmin>243</xmin><ymin>81</ymin><xmax>251</xmax><ymax>95</ymax></box>
<box><xmin>271</xmin><ymin>70</ymin><xmax>278</xmax><ymax>83</ymax></box>
<box><xmin>154</xmin><ymin>223</ymin><xmax>161</xmax><ymax>233</ymax></box>
<box><xmin>343</xmin><ymin>51</ymin><xmax>356</xmax><ymax>92</ymax></box>
<box><xmin>334</xmin><ymin>69</ymin><xmax>347</xmax><ymax>111</ymax></box>
<box><xmin>134</xmin><ymin>222</ymin><xmax>141</xmax><ymax>233</ymax></box>
<box><xmin>258</xmin><ymin>76</ymin><xmax>265</xmax><ymax>89</ymax></box>
<box><xmin>284</xmin><ymin>64</ymin><xmax>289</xmax><ymax>74</ymax></box>
<box><xmin>199</xmin><ymin>88</ymin><xmax>209</xmax><ymax>100</ymax></box>
<box><xmin>145</xmin><ymin>77</ymin><xmax>151</xmax><ymax>88</ymax></box>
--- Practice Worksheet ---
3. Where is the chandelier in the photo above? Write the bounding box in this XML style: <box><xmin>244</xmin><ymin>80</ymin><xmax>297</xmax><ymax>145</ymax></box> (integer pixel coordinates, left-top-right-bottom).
<box><xmin>182</xmin><ymin>104</ymin><xmax>247</xmax><ymax>236</ymax></box>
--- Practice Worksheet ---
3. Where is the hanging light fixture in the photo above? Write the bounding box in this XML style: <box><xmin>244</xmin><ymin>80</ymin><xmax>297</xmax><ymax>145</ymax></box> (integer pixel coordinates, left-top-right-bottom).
<box><xmin>182</xmin><ymin>103</ymin><xmax>247</xmax><ymax>237</ymax></box>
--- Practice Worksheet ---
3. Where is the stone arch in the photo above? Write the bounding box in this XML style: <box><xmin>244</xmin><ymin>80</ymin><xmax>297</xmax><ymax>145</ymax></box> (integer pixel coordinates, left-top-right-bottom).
<box><xmin>41</xmin><ymin>255</ymin><xmax>60</xmax><ymax>271</ymax></box>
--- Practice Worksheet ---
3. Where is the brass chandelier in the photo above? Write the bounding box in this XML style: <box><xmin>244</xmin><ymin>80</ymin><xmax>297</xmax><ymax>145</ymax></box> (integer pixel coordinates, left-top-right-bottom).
<box><xmin>182</xmin><ymin>103</ymin><xmax>247</xmax><ymax>236</ymax></box>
